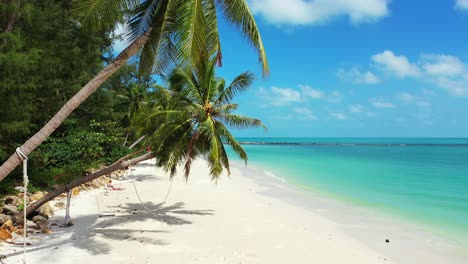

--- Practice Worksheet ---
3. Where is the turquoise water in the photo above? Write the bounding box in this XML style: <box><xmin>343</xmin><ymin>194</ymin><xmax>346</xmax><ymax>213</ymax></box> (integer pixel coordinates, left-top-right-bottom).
<box><xmin>227</xmin><ymin>138</ymin><xmax>468</xmax><ymax>244</ymax></box>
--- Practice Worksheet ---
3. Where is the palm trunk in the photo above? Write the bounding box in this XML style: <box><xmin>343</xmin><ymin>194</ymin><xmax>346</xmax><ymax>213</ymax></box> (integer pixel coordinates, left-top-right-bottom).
<box><xmin>0</xmin><ymin>30</ymin><xmax>151</xmax><ymax>182</ymax></box>
<box><xmin>25</xmin><ymin>152</ymin><xmax>154</xmax><ymax>216</ymax></box>
<box><xmin>129</xmin><ymin>135</ymin><xmax>147</xmax><ymax>149</ymax></box>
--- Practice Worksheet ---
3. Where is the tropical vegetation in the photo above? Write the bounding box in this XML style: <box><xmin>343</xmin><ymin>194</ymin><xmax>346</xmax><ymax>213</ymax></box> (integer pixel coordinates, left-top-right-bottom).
<box><xmin>137</xmin><ymin>56</ymin><xmax>265</xmax><ymax>180</ymax></box>
<box><xmin>0</xmin><ymin>0</ymin><xmax>269</xmax><ymax>181</ymax></box>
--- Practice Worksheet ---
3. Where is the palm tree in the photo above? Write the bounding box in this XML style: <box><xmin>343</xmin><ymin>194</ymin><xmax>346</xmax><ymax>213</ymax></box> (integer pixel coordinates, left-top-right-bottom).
<box><xmin>0</xmin><ymin>0</ymin><xmax>269</xmax><ymax>181</ymax></box>
<box><xmin>25</xmin><ymin>57</ymin><xmax>265</xmax><ymax>217</ymax></box>
<box><xmin>136</xmin><ymin>57</ymin><xmax>265</xmax><ymax>180</ymax></box>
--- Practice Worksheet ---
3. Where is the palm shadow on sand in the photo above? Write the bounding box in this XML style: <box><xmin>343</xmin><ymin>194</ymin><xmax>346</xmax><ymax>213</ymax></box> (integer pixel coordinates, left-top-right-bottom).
<box><xmin>4</xmin><ymin>202</ymin><xmax>214</xmax><ymax>258</ymax></box>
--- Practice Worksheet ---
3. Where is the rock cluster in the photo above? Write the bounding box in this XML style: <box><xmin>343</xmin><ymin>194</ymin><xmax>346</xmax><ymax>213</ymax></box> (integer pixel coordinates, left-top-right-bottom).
<box><xmin>0</xmin><ymin>191</ymin><xmax>55</xmax><ymax>240</ymax></box>
<box><xmin>0</xmin><ymin>169</ymin><xmax>127</xmax><ymax>243</ymax></box>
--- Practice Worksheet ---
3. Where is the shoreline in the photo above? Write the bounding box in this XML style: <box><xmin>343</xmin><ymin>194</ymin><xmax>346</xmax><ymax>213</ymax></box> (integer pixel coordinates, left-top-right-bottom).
<box><xmin>233</xmin><ymin>161</ymin><xmax>468</xmax><ymax>263</ymax></box>
<box><xmin>238</xmin><ymin>161</ymin><xmax>468</xmax><ymax>248</ymax></box>
<box><xmin>2</xmin><ymin>159</ymin><xmax>467</xmax><ymax>263</ymax></box>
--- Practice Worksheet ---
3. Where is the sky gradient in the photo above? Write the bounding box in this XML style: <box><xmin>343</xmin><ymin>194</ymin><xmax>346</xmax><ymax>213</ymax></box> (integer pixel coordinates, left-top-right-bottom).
<box><xmin>116</xmin><ymin>0</ymin><xmax>468</xmax><ymax>137</ymax></box>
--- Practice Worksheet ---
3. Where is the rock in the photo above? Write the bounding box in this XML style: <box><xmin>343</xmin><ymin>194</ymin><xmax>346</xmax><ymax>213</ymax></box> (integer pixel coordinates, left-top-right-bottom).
<box><xmin>30</xmin><ymin>192</ymin><xmax>44</xmax><ymax>201</ymax></box>
<box><xmin>0</xmin><ymin>229</ymin><xmax>12</xmax><ymax>240</ymax></box>
<box><xmin>72</xmin><ymin>187</ymin><xmax>80</xmax><ymax>196</ymax></box>
<box><xmin>1</xmin><ymin>220</ymin><xmax>13</xmax><ymax>231</ymax></box>
<box><xmin>36</xmin><ymin>221</ymin><xmax>53</xmax><ymax>234</ymax></box>
<box><xmin>38</xmin><ymin>203</ymin><xmax>54</xmax><ymax>218</ymax></box>
<box><xmin>0</xmin><ymin>215</ymin><xmax>10</xmax><ymax>225</ymax></box>
<box><xmin>54</xmin><ymin>202</ymin><xmax>65</xmax><ymax>210</ymax></box>
<box><xmin>14</xmin><ymin>186</ymin><xmax>26</xmax><ymax>193</ymax></box>
<box><xmin>4</xmin><ymin>196</ymin><xmax>19</xmax><ymax>206</ymax></box>
<box><xmin>32</xmin><ymin>215</ymin><xmax>48</xmax><ymax>224</ymax></box>
<box><xmin>2</xmin><ymin>205</ymin><xmax>18</xmax><ymax>215</ymax></box>
<box><xmin>11</xmin><ymin>215</ymin><xmax>23</xmax><ymax>226</ymax></box>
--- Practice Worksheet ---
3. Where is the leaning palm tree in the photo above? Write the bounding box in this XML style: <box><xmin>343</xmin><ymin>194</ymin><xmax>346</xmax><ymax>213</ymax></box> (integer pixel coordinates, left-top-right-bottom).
<box><xmin>137</xmin><ymin>57</ymin><xmax>265</xmax><ymax>180</ymax></box>
<box><xmin>0</xmin><ymin>0</ymin><xmax>269</xmax><ymax>181</ymax></box>
<box><xmin>25</xmin><ymin>57</ymin><xmax>265</xmax><ymax>216</ymax></box>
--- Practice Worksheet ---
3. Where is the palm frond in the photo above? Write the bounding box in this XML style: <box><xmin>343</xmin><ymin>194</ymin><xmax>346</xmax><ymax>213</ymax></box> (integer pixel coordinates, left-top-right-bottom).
<box><xmin>199</xmin><ymin>117</ymin><xmax>223</xmax><ymax>178</ymax></box>
<box><xmin>174</xmin><ymin>0</ymin><xmax>208</xmax><ymax>69</ymax></box>
<box><xmin>216</xmin><ymin>121</ymin><xmax>247</xmax><ymax>164</ymax></box>
<box><xmin>73</xmin><ymin>0</ymin><xmax>137</xmax><ymax>33</ymax></box>
<box><xmin>205</xmin><ymin>0</ymin><xmax>222</xmax><ymax>66</ymax></box>
<box><xmin>137</xmin><ymin>0</ymin><xmax>178</xmax><ymax>74</ymax></box>
<box><xmin>126</xmin><ymin>0</ymin><xmax>162</xmax><ymax>42</ymax></box>
<box><xmin>216</xmin><ymin>0</ymin><xmax>269</xmax><ymax>77</ymax></box>
<box><xmin>215</xmin><ymin>103</ymin><xmax>238</xmax><ymax>114</ymax></box>
<box><xmin>217</xmin><ymin>113</ymin><xmax>266</xmax><ymax>130</ymax></box>
<box><xmin>214</xmin><ymin>71</ymin><xmax>254</xmax><ymax>104</ymax></box>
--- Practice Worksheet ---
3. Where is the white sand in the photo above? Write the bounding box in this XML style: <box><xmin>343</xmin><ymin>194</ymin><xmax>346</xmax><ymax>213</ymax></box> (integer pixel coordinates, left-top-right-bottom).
<box><xmin>2</xmin><ymin>159</ymin><xmax>468</xmax><ymax>263</ymax></box>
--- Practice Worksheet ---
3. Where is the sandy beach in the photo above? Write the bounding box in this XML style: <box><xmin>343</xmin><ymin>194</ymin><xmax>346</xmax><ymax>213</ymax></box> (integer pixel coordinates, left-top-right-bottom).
<box><xmin>2</xmin><ymin>159</ymin><xmax>468</xmax><ymax>264</ymax></box>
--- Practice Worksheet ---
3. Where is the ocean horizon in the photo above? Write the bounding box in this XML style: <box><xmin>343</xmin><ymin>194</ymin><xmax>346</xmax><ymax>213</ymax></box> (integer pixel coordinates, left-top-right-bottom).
<box><xmin>228</xmin><ymin>137</ymin><xmax>468</xmax><ymax>246</ymax></box>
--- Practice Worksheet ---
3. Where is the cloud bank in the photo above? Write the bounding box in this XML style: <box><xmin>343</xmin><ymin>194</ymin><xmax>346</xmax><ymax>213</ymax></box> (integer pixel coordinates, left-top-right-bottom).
<box><xmin>249</xmin><ymin>0</ymin><xmax>390</xmax><ymax>26</ymax></box>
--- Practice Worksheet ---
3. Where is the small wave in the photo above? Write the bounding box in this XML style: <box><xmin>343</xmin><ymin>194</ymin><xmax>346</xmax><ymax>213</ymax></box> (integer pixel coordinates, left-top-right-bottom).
<box><xmin>264</xmin><ymin>170</ymin><xmax>287</xmax><ymax>182</ymax></box>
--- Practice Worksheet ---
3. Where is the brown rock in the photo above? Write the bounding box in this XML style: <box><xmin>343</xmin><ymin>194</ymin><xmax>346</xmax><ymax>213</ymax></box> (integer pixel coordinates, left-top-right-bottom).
<box><xmin>32</xmin><ymin>215</ymin><xmax>48</xmax><ymax>224</ymax></box>
<box><xmin>4</xmin><ymin>196</ymin><xmax>19</xmax><ymax>206</ymax></box>
<box><xmin>36</xmin><ymin>222</ymin><xmax>53</xmax><ymax>234</ymax></box>
<box><xmin>72</xmin><ymin>187</ymin><xmax>80</xmax><ymax>196</ymax></box>
<box><xmin>2</xmin><ymin>205</ymin><xmax>18</xmax><ymax>215</ymax></box>
<box><xmin>11</xmin><ymin>215</ymin><xmax>24</xmax><ymax>226</ymax></box>
<box><xmin>30</xmin><ymin>192</ymin><xmax>45</xmax><ymax>201</ymax></box>
<box><xmin>0</xmin><ymin>215</ymin><xmax>9</xmax><ymax>225</ymax></box>
<box><xmin>38</xmin><ymin>203</ymin><xmax>54</xmax><ymax>218</ymax></box>
<box><xmin>1</xmin><ymin>219</ymin><xmax>13</xmax><ymax>230</ymax></box>
<box><xmin>0</xmin><ymin>229</ymin><xmax>12</xmax><ymax>240</ymax></box>
<box><xmin>54</xmin><ymin>202</ymin><xmax>66</xmax><ymax>210</ymax></box>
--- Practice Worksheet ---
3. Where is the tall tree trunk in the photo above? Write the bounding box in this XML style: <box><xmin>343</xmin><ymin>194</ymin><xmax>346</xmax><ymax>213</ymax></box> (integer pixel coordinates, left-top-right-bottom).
<box><xmin>25</xmin><ymin>153</ymin><xmax>154</xmax><ymax>216</ymax></box>
<box><xmin>0</xmin><ymin>30</ymin><xmax>151</xmax><ymax>182</ymax></box>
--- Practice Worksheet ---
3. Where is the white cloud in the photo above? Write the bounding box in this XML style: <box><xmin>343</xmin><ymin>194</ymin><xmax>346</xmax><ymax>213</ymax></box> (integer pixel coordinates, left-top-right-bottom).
<box><xmin>337</xmin><ymin>68</ymin><xmax>380</xmax><ymax>84</ymax></box>
<box><xmin>396</xmin><ymin>92</ymin><xmax>414</xmax><ymax>103</ymax></box>
<box><xmin>299</xmin><ymin>85</ymin><xmax>325</xmax><ymax>99</ymax></box>
<box><xmin>294</xmin><ymin>107</ymin><xmax>318</xmax><ymax>120</ymax></box>
<box><xmin>249</xmin><ymin>0</ymin><xmax>390</xmax><ymax>26</ymax></box>
<box><xmin>396</xmin><ymin>93</ymin><xmax>432</xmax><ymax>108</ymax></box>
<box><xmin>372</xmin><ymin>50</ymin><xmax>421</xmax><ymax>78</ymax></box>
<box><xmin>330</xmin><ymin>112</ymin><xmax>347</xmax><ymax>120</ymax></box>
<box><xmin>433</xmin><ymin>77</ymin><xmax>468</xmax><ymax>96</ymax></box>
<box><xmin>456</xmin><ymin>0</ymin><xmax>468</xmax><ymax>10</ymax></box>
<box><xmin>349</xmin><ymin>104</ymin><xmax>364</xmax><ymax>113</ymax></box>
<box><xmin>421</xmin><ymin>54</ymin><xmax>465</xmax><ymax>77</ymax></box>
<box><xmin>416</xmin><ymin>101</ymin><xmax>431</xmax><ymax>108</ymax></box>
<box><xmin>422</xmin><ymin>89</ymin><xmax>437</xmax><ymax>97</ymax></box>
<box><xmin>258</xmin><ymin>85</ymin><xmax>347</xmax><ymax>108</ymax></box>
<box><xmin>269</xmin><ymin>86</ymin><xmax>303</xmax><ymax>105</ymax></box>
<box><xmin>328</xmin><ymin>91</ymin><xmax>344</xmax><ymax>103</ymax></box>
<box><xmin>370</xmin><ymin>98</ymin><xmax>396</xmax><ymax>108</ymax></box>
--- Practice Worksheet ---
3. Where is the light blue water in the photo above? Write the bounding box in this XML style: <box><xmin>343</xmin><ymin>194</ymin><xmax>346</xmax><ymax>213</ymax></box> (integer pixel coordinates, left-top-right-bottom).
<box><xmin>227</xmin><ymin>138</ymin><xmax>468</xmax><ymax>244</ymax></box>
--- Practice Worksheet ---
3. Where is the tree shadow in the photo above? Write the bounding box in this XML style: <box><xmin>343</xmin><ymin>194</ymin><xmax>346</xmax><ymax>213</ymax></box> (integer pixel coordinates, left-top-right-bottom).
<box><xmin>124</xmin><ymin>173</ymin><xmax>165</xmax><ymax>182</ymax></box>
<box><xmin>111</xmin><ymin>202</ymin><xmax>214</xmax><ymax>225</ymax></box>
<box><xmin>4</xmin><ymin>202</ymin><xmax>214</xmax><ymax>259</ymax></box>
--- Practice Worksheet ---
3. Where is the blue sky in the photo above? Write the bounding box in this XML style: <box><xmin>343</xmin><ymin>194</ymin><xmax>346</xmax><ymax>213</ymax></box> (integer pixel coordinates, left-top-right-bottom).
<box><xmin>212</xmin><ymin>0</ymin><xmax>468</xmax><ymax>138</ymax></box>
<box><xmin>113</xmin><ymin>0</ymin><xmax>468</xmax><ymax>137</ymax></box>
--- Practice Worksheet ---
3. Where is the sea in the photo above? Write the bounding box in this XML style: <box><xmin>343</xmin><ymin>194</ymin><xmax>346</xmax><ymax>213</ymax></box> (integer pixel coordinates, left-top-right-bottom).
<box><xmin>227</xmin><ymin>138</ymin><xmax>468</xmax><ymax>245</ymax></box>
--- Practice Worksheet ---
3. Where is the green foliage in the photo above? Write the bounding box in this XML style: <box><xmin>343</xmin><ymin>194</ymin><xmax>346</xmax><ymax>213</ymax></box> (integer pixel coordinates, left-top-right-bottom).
<box><xmin>136</xmin><ymin>55</ymin><xmax>265</xmax><ymax>181</ymax></box>
<box><xmin>0</xmin><ymin>0</ymin><xmax>149</xmax><ymax>193</ymax></box>
<box><xmin>0</xmin><ymin>0</ymin><xmax>112</xmax><ymax>162</ymax></box>
<box><xmin>76</xmin><ymin>0</ymin><xmax>269</xmax><ymax>76</ymax></box>
<box><xmin>29</xmin><ymin>120</ymin><xmax>129</xmax><ymax>186</ymax></box>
